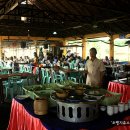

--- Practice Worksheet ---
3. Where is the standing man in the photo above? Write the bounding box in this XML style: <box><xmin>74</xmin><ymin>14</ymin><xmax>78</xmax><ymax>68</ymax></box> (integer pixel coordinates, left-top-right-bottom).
<box><xmin>85</xmin><ymin>48</ymin><xmax>105</xmax><ymax>87</ymax></box>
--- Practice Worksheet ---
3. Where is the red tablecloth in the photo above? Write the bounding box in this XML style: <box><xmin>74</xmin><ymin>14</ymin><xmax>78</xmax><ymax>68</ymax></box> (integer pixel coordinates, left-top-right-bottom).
<box><xmin>7</xmin><ymin>99</ymin><xmax>47</xmax><ymax>130</ymax></box>
<box><xmin>7</xmin><ymin>99</ymin><xmax>130</xmax><ymax>130</ymax></box>
<box><xmin>108</xmin><ymin>81</ymin><xmax>130</xmax><ymax>103</ymax></box>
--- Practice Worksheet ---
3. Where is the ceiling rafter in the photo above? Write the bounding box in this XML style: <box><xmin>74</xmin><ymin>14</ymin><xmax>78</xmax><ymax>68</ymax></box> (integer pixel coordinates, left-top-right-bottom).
<box><xmin>29</xmin><ymin>0</ymin><xmax>66</xmax><ymax>22</ymax></box>
<box><xmin>29</xmin><ymin>0</ymin><xmax>93</xmax><ymax>21</ymax></box>
<box><xmin>55</xmin><ymin>0</ymin><xmax>70</xmax><ymax>14</ymax></box>
<box><xmin>0</xmin><ymin>0</ymin><xmax>19</xmax><ymax>19</ymax></box>
<box><xmin>0</xmin><ymin>0</ymin><xmax>8</xmax><ymax>8</ymax></box>
<box><xmin>17</xmin><ymin>4</ymin><xmax>92</xmax><ymax>23</ymax></box>
<box><xmin>68</xmin><ymin>0</ymin><xmax>130</xmax><ymax>15</ymax></box>
<box><xmin>46</xmin><ymin>0</ymin><xmax>76</xmax><ymax>21</ymax></box>
<box><xmin>67</xmin><ymin>0</ymin><xmax>84</xmax><ymax>16</ymax></box>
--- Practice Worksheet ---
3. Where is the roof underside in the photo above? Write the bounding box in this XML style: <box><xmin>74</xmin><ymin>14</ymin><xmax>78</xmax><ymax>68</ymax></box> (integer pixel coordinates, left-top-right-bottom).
<box><xmin>0</xmin><ymin>0</ymin><xmax>130</xmax><ymax>38</ymax></box>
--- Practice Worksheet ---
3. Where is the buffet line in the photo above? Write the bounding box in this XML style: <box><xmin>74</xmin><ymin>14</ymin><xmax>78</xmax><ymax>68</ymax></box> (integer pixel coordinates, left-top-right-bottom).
<box><xmin>14</xmin><ymin>80</ymin><xmax>130</xmax><ymax>123</ymax></box>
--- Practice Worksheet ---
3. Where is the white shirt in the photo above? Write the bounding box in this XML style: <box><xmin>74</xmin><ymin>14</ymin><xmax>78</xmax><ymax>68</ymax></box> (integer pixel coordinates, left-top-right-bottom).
<box><xmin>85</xmin><ymin>58</ymin><xmax>105</xmax><ymax>87</ymax></box>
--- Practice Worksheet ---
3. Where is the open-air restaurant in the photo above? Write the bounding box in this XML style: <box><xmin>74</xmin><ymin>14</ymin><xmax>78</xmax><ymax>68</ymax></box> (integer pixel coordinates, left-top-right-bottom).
<box><xmin>1</xmin><ymin>0</ymin><xmax>130</xmax><ymax>130</ymax></box>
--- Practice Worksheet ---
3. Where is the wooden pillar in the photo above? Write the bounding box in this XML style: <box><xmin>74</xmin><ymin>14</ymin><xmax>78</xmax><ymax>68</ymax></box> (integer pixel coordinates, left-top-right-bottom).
<box><xmin>109</xmin><ymin>34</ymin><xmax>119</xmax><ymax>59</ymax></box>
<box><xmin>63</xmin><ymin>39</ymin><xmax>67</xmax><ymax>56</ymax></box>
<box><xmin>82</xmin><ymin>37</ymin><xmax>87</xmax><ymax>59</ymax></box>
<box><xmin>109</xmin><ymin>35</ymin><xmax>114</xmax><ymax>59</ymax></box>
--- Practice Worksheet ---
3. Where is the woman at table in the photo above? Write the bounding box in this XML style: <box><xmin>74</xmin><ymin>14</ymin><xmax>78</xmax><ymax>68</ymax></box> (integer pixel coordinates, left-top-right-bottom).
<box><xmin>110</xmin><ymin>56</ymin><xmax>114</xmax><ymax>65</ymax></box>
<box><xmin>103</xmin><ymin>56</ymin><xmax>110</xmax><ymax>65</ymax></box>
<box><xmin>85</xmin><ymin>48</ymin><xmax>105</xmax><ymax>87</ymax></box>
<box><xmin>32</xmin><ymin>52</ymin><xmax>39</xmax><ymax>74</ymax></box>
<box><xmin>33</xmin><ymin>52</ymin><xmax>38</xmax><ymax>65</ymax></box>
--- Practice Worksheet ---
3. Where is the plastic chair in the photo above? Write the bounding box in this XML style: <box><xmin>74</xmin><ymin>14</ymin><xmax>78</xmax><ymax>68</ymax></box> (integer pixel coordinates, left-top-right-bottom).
<box><xmin>1</xmin><ymin>69</ymin><xmax>9</xmax><ymax>74</ymax></box>
<box><xmin>69</xmin><ymin>63</ymin><xmax>75</xmax><ymax>69</ymax></box>
<box><xmin>41</xmin><ymin>68</ymin><xmax>47</xmax><ymax>84</ymax></box>
<box><xmin>19</xmin><ymin>65</ymin><xmax>25</xmax><ymax>73</ymax></box>
<box><xmin>69</xmin><ymin>72</ymin><xmax>83</xmax><ymax>83</ymax></box>
<box><xmin>28</xmin><ymin>66</ymin><xmax>32</xmax><ymax>73</ymax></box>
<box><xmin>24</xmin><ymin>65</ymin><xmax>32</xmax><ymax>73</ymax></box>
<box><xmin>59</xmin><ymin>71</ymin><xmax>66</xmax><ymax>80</ymax></box>
<box><xmin>4</xmin><ymin>76</ymin><xmax>23</xmax><ymax>99</ymax></box>
<box><xmin>26</xmin><ymin>75</ymin><xmax>37</xmax><ymax>85</ymax></box>
<box><xmin>45</xmin><ymin>69</ymin><xmax>51</xmax><ymax>83</ymax></box>
<box><xmin>51</xmin><ymin>70</ymin><xmax>64</xmax><ymax>83</ymax></box>
<box><xmin>51</xmin><ymin>70</ymin><xmax>57</xmax><ymax>83</ymax></box>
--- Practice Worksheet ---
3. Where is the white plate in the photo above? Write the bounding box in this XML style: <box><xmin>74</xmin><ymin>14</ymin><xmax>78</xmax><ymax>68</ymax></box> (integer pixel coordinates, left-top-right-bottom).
<box><xmin>15</xmin><ymin>95</ymin><xmax>29</xmax><ymax>100</ymax></box>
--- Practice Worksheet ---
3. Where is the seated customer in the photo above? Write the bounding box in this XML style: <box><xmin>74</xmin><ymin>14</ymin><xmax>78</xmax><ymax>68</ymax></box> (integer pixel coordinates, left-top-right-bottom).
<box><xmin>33</xmin><ymin>52</ymin><xmax>38</xmax><ymax>65</ymax></box>
<box><xmin>103</xmin><ymin>56</ymin><xmax>110</xmax><ymax>65</ymax></box>
<box><xmin>110</xmin><ymin>56</ymin><xmax>114</xmax><ymax>65</ymax></box>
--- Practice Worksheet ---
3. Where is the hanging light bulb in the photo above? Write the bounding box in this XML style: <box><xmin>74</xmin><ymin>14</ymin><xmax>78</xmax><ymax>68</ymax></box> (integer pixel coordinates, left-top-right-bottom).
<box><xmin>53</xmin><ymin>31</ymin><xmax>57</xmax><ymax>35</ymax></box>
<box><xmin>21</xmin><ymin>16</ymin><xmax>27</xmax><ymax>22</ymax></box>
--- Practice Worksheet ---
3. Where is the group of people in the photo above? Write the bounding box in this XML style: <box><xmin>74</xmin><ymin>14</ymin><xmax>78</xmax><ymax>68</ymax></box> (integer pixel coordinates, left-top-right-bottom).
<box><xmin>103</xmin><ymin>56</ymin><xmax>115</xmax><ymax>65</ymax></box>
<box><xmin>1</xmin><ymin>56</ymin><xmax>30</xmax><ymax>67</ymax></box>
<box><xmin>32</xmin><ymin>49</ymin><xmax>89</xmax><ymax>68</ymax></box>
<box><xmin>32</xmin><ymin>47</ymin><xmax>106</xmax><ymax>87</ymax></box>
<box><xmin>0</xmin><ymin>47</ymin><xmax>111</xmax><ymax>88</ymax></box>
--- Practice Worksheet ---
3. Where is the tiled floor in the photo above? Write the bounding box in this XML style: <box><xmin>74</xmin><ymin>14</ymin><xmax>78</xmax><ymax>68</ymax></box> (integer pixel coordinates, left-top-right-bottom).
<box><xmin>0</xmin><ymin>102</ymin><xmax>11</xmax><ymax>130</ymax></box>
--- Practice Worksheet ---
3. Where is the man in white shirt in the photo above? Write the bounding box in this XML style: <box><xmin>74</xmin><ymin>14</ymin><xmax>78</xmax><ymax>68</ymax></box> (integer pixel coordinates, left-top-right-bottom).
<box><xmin>85</xmin><ymin>48</ymin><xmax>105</xmax><ymax>87</ymax></box>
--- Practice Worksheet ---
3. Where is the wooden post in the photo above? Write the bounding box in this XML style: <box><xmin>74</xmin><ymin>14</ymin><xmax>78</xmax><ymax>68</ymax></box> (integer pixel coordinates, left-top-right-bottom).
<box><xmin>109</xmin><ymin>34</ymin><xmax>119</xmax><ymax>59</ymax></box>
<box><xmin>109</xmin><ymin>35</ymin><xmax>114</xmax><ymax>59</ymax></box>
<box><xmin>63</xmin><ymin>39</ymin><xmax>67</xmax><ymax>56</ymax></box>
<box><xmin>82</xmin><ymin>37</ymin><xmax>87</xmax><ymax>59</ymax></box>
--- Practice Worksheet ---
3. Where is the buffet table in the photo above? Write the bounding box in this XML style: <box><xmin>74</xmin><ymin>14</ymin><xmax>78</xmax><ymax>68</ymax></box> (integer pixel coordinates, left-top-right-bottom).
<box><xmin>7</xmin><ymin>98</ymin><xmax>130</xmax><ymax>130</ymax></box>
<box><xmin>0</xmin><ymin>73</ymin><xmax>34</xmax><ymax>103</ymax></box>
<box><xmin>108</xmin><ymin>80</ymin><xmax>130</xmax><ymax>103</ymax></box>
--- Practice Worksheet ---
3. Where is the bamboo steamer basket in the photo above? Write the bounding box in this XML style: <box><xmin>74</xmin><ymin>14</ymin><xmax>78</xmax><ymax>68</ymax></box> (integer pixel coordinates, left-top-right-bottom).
<box><xmin>34</xmin><ymin>97</ymin><xmax>48</xmax><ymax>115</ymax></box>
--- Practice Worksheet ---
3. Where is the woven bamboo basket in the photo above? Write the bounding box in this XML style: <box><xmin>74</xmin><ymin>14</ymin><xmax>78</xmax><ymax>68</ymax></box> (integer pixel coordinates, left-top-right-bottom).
<box><xmin>34</xmin><ymin>97</ymin><xmax>48</xmax><ymax>115</ymax></box>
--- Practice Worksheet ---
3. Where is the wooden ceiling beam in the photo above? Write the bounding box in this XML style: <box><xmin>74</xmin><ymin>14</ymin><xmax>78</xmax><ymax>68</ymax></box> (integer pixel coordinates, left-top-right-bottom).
<box><xmin>68</xmin><ymin>0</ymin><xmax>130</xmax><ymax>15</ymax></box>
<box><xmin>0</xmin><ymin>0</ymin><xmax>18</xmax><ymax>19</ymax></box>
<box><xmin>0</xmin><ymin>36</ymin><xmax>64</xmax><ymax>41</ymax></box>
<box><xmin>56</xmin><ymin>0</ymin><xmax>70</xmax><ymax>14</ymax></box>
<box><xmin>65</xmin><ymin>1</ymin><xmax>82</xmax><ymax>15</ymax></box>
<box><xmin>29</xmin><ymin>0</ymin><xmax>93</xmax><ymax>20</ymax></box>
